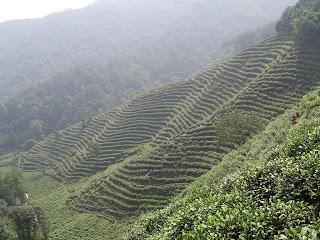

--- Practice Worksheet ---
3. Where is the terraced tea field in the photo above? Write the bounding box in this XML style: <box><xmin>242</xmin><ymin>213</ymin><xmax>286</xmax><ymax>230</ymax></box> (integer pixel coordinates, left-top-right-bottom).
<box><xmin>16</xmin><ymin>35</ymin><xmax>320</xmax><ymax>222</ymax></box>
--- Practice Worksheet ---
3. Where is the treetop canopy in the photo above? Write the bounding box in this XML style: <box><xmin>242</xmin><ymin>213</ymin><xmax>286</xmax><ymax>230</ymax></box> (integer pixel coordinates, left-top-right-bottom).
<box><xmin>276</xmin><ymin>0</ymin><xmax>320</xmax><ymax>38</ymax></box>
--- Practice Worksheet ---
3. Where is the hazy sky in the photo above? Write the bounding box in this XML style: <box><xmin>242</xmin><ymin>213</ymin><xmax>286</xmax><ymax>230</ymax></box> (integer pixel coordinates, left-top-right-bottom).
<box><xmin>0</xmin><ymin>0</ymin><xmax>98</xmax><ymax>23</ymax></box>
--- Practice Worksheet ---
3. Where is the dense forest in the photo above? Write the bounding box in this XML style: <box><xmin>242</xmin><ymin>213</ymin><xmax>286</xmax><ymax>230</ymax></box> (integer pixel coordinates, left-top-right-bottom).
<box><xmin>3</xmin><ymin>0</ymin><xmax>320</xmax><ymax>239</ymax></box>
<box><xmin>276</xmin><ymin>0</ymin><xmax>320</xmax><ymax>37</ymax></box>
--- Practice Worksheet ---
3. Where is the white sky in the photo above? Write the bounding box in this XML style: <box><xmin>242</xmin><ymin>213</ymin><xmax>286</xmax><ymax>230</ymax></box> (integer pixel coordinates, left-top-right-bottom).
<box><xmin>0</xmin><ymin>0</ymin><xmax>98</xmax><ymax>23</ymax></box>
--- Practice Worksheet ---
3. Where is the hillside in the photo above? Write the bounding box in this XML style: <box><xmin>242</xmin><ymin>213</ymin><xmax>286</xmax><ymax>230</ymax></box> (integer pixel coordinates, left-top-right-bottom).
<box><xmin>62</xmin><ymin>34</ymin><xmax>320</xmax><ymax>220</ymax></box>
<box><xmin>0</xmin><ymin>32</ymin><xmax>317</xmax><ymax>238</ymax></box>
<box><xmin>124</xmin><ymin>2</ymin><xmax>320</xmax><ymax>234</ymax></box>
<box><xmin>0</xmin><ymin>60</ymin><xmax>151</xmax><ymax>152</ymax></box>
<box><xmin>125</xmin><ymin>89</ymin><xmax>320</xmax><ymax>239</ymax></box>
<box><xmin>0</xmin><ymin>0</ymin><xmax>297</xmax><ymax>154</ymax></box>
<box><xmin>0</xmin><ymin>0</ymin><xmax>296</xmax><ymax>102</ymax></box>
<box><xmin>0</xmin><ymin>20</ymin><xmax>283</xmax><ymax>156</ymax></box>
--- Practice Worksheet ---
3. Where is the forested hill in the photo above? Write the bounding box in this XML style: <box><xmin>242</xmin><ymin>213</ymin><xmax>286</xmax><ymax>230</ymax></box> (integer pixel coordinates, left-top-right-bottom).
<box><xmin>0</xmin><ymin>0</ymin><xmax>297</xmax><ymax>153</ymax></box>
<box><xmin>0</xmin><ymin>61</ymin><xmax>152</xmax><ymax>152</ymax></box>
<box><xmin>8</xmin><ymin>32</ymin><xmax>320</xmax><ymax>238</ymax></box>
<box><xmin>0</xmin><ymin>0</ymin><xmax>296</xmax><ymax>101</ymax></box>
<box><xmin>0</xmin><ymin>21</ymin><xmax>277</xmax><ymax>154</ymax></box>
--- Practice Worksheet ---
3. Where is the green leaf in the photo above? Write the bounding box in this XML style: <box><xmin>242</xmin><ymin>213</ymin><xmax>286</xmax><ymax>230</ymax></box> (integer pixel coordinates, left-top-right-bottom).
<box><xmin>294</xmin><ymin>226</ymin><xmax>302</xmax><ymax>233</ymax></box>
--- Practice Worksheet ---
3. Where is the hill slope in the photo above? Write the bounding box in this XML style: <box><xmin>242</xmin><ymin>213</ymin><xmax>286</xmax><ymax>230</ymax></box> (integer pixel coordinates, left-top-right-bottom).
<box><xmin>9</xmin><ymin>34</ymin><xmax>319</xmax><ymax>233</ymax></box>
<box><xmin>0</xmin><ymin>60</ymin><xmax>151</xmax><ymax>151</ymax></box>
<box><xmin>0</xmin><ymin>0</ymin><xmax>298</xmax><ymax>154</ymax></box>
<box><xmin>0</xmin><ymin>20</ymin><xmax>282</xmax><ymax>155</ymax></box>
<box><xmin>0</xmin><ymin>0</ymin><xmax>296</xmax><ymax>101</ymax></box>
<box><xmin>125</xmin><ymin>89</ymin><xmax>320</xmax><ymax>239</ymax></box>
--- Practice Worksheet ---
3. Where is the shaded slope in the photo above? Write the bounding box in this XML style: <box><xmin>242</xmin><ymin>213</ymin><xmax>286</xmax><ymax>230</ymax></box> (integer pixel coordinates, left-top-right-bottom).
<box><xmin>0</xmin><ymin>61</ymin><xmax>151</xmax><ymax>150</ymax></box>
<box><xmin>0</xmin><ymin>0</ymin><xmax>187</xmax><ymax>99</ymax></box>
<box><xmin>0</xmin><ymin>22</ymin><xmax>278</xmax><ymax>154</ymax></box>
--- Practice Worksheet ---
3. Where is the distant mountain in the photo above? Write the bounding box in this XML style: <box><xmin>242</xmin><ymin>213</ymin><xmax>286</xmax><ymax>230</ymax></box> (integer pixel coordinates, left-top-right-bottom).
<box><xmin>223</xmin><ymin>21</ymin><xmax>277</xmax><ymax>54</ymax></box>
<box><xmin>0</xmin><ymin>0</ymin><xmax>296</xmax><ymax>101</ymax></box>
<box><xmin>0</xmin><ymin>0</ymin><xmax>296</xmax><ymax>151</ymax></box>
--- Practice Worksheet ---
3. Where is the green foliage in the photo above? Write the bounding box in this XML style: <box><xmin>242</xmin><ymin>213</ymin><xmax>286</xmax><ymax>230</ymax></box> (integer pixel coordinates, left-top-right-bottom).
<box><xmin>0</xmin><ymin>0</ymin><xmax>296</xmax><ymax>152</ymax></box>
<box><xmin>0</xmin><ymin>169</ymin><xmax>50</xmax><ymax>239</ymax></box>
<box><xmin>292</xmin><ymin>10</ymin><xmax>319</xmax><ymax>37</ymax></box>
<box><xmin>60</xmin><ymin>35</ymin><xmax>299</xmax><ymax>219</ymax></box>
<box><xmin>215</xmin><ymin>109</ymin><xmax>264</xmax><ymax>147</ymax></box>
<box><xmin>87</xmin><ymin>140</ymin><xmax>101</xmax><ymax>157</ymax></box>
<box><xmin>281</xmin><ymin>225</ymin><xmax>320</xmax><ymax>239</ymax></box>
<box><xmin>0</xmin><ymin>61</ymin><xmax>151</xmax><ymax>149</ymax></box>
<box><xmin>223</xmin><ymin>21</ymin><xmax>277</xmax><ymax>54</ymax></box>
<box><xmin>15</xmin><ymin>33</ymin><xmax>320</xmax><ymax>230</ymax></box>
<box><xmin>0</xmin><ymin>218</ymin><xmax>8</xmax><ymax>240</ymax></box>
<box><xmin>22</xmin><ymin>171</ymin><xmax>132</xmax><ymax>239</ymax></box>
<box><xmin>301</xmin><ymin>89</ymin><xmax>320</xmax><ymax>114</ymax></box>
<box><xmin>8</xmin><ymin>205</ymin><xmax>38</xmax><ymax>240</ymax></box>
<box><xmin>276</xmin><ymin>6</ymin><xmax>295</xmax><ymax>33</ymax></box>
<box><xmin>276</xmin><ymin>0</ymin><xmax>320</xmax><ymax>38</ymax></box>
<box><xmin>8</xmin><ymin>205</ymin><xmax>50</xmax><ymax>240</ymax></box>
<box><xmin>28</xmin><ymin>120</ymin><xmax>44</xmax><ymax>141</ymax></box>
<box><xmin>1</xmin><ymin>168</ymin><xmax>26</xmax><ymax>206</ymax></box>
<box><xmin>22</xmin><ymin>139</ymin><xmax>38</xmax><ymax>151</ymax></box>
<box><xmin>4</xmin><ymin>10</ymin><xmax>320</xmax><ymax>238</ymax></box>
<box><xmin>125</xmin><ymin>91</ymin><xmax>320</xmax><ymax>239</ymax></box>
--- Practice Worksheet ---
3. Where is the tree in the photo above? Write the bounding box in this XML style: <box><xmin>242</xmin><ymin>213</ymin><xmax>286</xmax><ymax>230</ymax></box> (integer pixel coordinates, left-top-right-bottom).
<box><xmin>276</xmin><ymin>0</ymin><xmax>320</xmax><ymax>38</ymax></box>
<box><xmin>87</xmin><ymin>140</ymin><xmax>101</xmax><ymax>157</ymax></box>
<box><xmin>0</xmin><ymin>199</ymin><xmax>8</xmax><ymax>240</ymax></box>
<box><xmin>8</xmin><ymin>205</ymin><xmax>49</xmax><ymax>240</ymax></box>
<box><xmin>275</xmin><ymin>6</ymin><xmax>294</xmax><ymax>33</ymax></box>
<box><xmin>0</xmin><ymin>219</ymin><xmax>8</xmax><ymax>240</ymax></box>
<box><xmin>29</xmin><ymin>120</ymin><xmax>44</xmax><ymax>140</ymax></box>
<box><xmin>83</xmin><ymin>106</ymin><xmax>94</xmax><ymax>122</ymax></box>
<box><xmin>33</xmin><ymin>206</ymin><xmax>50</xmax><ymax>240</ymax></box>
<box><xmin>9</xmin><ymin>205</ymin><xmax>36</xmax><ymax>240</ymax></box>
<box><xmin>215</xmin><ymin>110</ymin><xmax>264</xmax><ymax>148</ymax></box>
<box><xmin>292</xmin><ymin>10</ymin><xmax>319</xmax><ymax>37</ymax></box>
<box><xmin>22</xmin><ymin>139</ymin><xmax>38</xmax><ymax>151</ymax></box>
<box><xmin>2</xmin><ymin>168</ymin><xmax>26</xmax><ymax>205</ymax></box>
